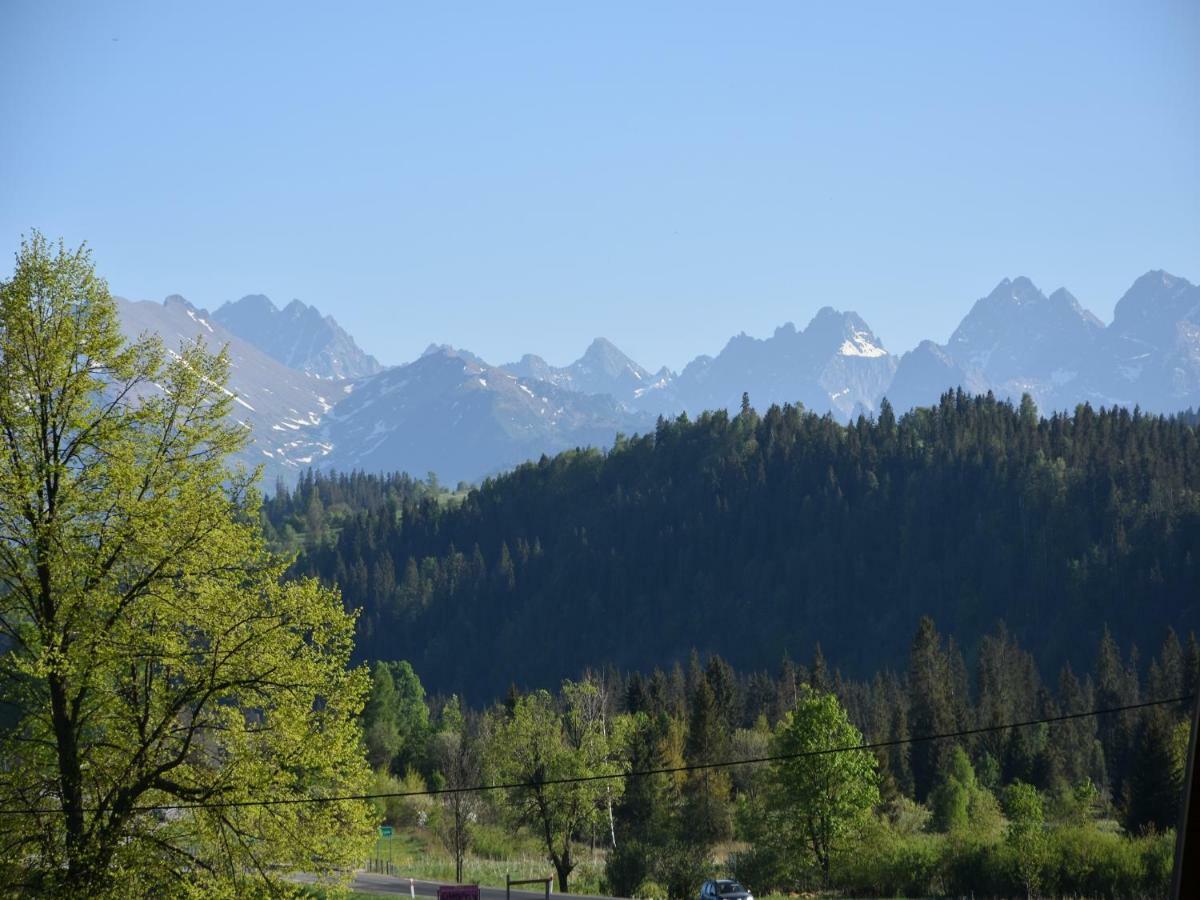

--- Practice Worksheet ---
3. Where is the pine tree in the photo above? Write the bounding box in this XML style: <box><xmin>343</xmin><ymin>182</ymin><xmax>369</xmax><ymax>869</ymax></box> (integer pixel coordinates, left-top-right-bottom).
<box><xmin>679</xmin><ymin>677</ymin><xmax>732</xmax><ymax>845</ymax></box>
<box><xmin>908</xmin><ymin>617</ymin><xmax>957</xmax><ymax>801</ymax></box>
<box><xmin>1186</xmin><ymin>633</ymin><xmax>1200</xmax><ymax>699</ymax></box>
<box><xmin>811</xmin><ymin>643</ymin><xmax>830</xmax><ymax>694</ymax></box>
<box><xmin>1095</xmin><ymin>627</ymin><xmax>1137</xmax><ymax>799</ymax></box>
<box><xmin>1123</xmin><ymin>704</ymin><xmax>1183</xmax><ymax>834</ymax></box>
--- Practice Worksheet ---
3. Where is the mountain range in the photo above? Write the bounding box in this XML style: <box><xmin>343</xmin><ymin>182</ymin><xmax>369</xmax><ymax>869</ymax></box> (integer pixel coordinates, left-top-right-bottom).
<box><xmin>115</xmin><ymin>272</ymin><xmax>1200</xmax><ymax>485</ymax></box>
<box><xmin>212</xmin><ymin>294</ymin><xmax>383</xmax><ymax>379</ymax></box>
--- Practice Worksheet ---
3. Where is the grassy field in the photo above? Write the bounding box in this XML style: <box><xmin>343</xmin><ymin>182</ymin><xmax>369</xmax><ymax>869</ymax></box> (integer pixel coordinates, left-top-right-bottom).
<box><xmin>367</xmin><ymin>826</ymin><xmax>607</xmax><ymax>893</ymax></box>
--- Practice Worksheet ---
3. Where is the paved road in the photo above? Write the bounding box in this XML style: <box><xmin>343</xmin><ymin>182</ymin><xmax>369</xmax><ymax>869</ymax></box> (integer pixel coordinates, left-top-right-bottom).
<box><xmin>348</xmin><ymin>872</ymin><xmax>624</xmax><ymax>900</ymax></box>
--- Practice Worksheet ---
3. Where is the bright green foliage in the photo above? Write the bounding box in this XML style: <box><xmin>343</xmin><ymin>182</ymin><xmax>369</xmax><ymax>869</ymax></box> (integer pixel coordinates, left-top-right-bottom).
<box><xmin>0</xmin><ymin>234</ymin><xmax>375</xmax><ymax>897</ymax></box>
<box><xmin>928</xmin><ymin>747</ymin><xmax>973</xmax><ymax>832</ymax></box>
<box><xmin>363</xmin><ymin>660</ymin><xmax>430</xmax><ymax>774</ymax></box>
<box><xmin>747</xmin><ymin>688</ymin><xmax>879</xmax><ymax>886</ymax></box>
<box><xmin>484</xmin><ymin>684</ymin><xmax>623</xmax><ymax>893</ymax></box>
<box><xmin>364</xmin><ymin>664</ymin><xmax>404</xmax><ymax>770</ymax></box>
<box><xmin>928</xmin><ymin>745</ymin><xmax>999</xmax><ymax>836</ymax></box>
<box><xmin>1003</xmin><ymin>781</ymin><xmax>1049</xmax><ymax>898</ymax></box>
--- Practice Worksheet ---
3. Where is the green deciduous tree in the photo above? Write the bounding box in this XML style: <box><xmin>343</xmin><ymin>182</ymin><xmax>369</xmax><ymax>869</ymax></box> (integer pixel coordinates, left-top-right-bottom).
<box><xmin>429</xmin><ymin>711</ymin><xmax>481</xmax><ymax>883</ymax></box>
<box><xmin>928</xmin><ymin>746</ymin><xmax>974</xmax><ymax>833</ymax></box>
<box><xmin>1003</xmin><ymin>781</ymin><xmax>1049</xmax><ymax>899</ymax></box>
<box><xmin>749</xmin><ymin>687</ymin><xmax>879</xmax><ymax>887</ymax></box>
<box><xmin>0</xmin><ymin>234</ymin><xmax>374</xmax><ymax>897</ymax></box>
<box><xmin>363</xmin><ymin>660</ymin><xmax>431</xmax><ymax>775</ymax></box>
<box><xmin>485</xmin><ymin>686</ymin><xmax>622</xmax><ymax>892</ymax></box>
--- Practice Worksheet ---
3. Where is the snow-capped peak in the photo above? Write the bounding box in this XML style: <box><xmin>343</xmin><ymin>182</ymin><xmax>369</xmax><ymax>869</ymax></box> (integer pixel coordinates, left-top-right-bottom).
<box><xmin>839</xmin><ymin>330</ymin><xmax>888</xmax><ymax>358</ymax></box>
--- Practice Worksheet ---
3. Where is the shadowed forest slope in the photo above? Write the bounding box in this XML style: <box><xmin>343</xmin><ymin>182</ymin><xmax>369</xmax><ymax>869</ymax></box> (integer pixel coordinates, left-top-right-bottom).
<box><xmin>271</xmin><ymin>392</ymin><xmax>1200</xmax><ymax>701</ymax></box>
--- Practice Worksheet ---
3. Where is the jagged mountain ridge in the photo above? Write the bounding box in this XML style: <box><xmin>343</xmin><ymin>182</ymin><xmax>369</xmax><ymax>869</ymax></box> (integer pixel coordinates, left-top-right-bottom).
<box><xmin>502</xmin><ymin>337</ymin><xmax>674</xmax><ymax>408</ymax></box>
<box><xmin>317</xmin><ymin>348</ymin><xmax>654</xmax><ymax>484</ymax></box>
<box><xmin>114</xmin><ymin>298</ymin><xmax>655</xmax><ymax>486</ymax></box>
<box><xmin>213</xmin><ymin>294</ymin><xmax>383</xmax><ymax>380</ymax></box>
<box><xmin>646</xmin><ymin>307</ymin><xmax>898</xmax><ymax>420</ymax></box>
<box><xmin>891</xmin><ymin>271</ymin><xmax>1200</xmax><ymax>414</ymax></box>
<box><xmin>115</xmin><ymin>269</ymin><xmax>1200</xmax><ymax>487</ymax></box>
<box><xmin>114</xmin><ymin>295</ymin><xmax>341</xmax><ymax>483</ymax></box>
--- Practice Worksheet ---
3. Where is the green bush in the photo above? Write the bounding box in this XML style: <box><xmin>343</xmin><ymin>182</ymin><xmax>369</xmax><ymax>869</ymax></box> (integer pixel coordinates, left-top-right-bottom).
<box><xmin>370</xmin><ymin>770</ymin><xmax>431</xmax><ymax>827</ymax></box>
<box><xmin>633</xmin><ymin>879</ymin><xmax>668</xmax><ymax>899</ymax></box>
<box><xmin>467</xmin><ymin>823</ymin><xmax>534</xmax><ymax>860</ymax></box>
<box><xmin>833</xmin><ymin>817</ymin><xmax>942</xmax><ymax>897</ymax></box>
<box><xmin>653</xmin><ymin>842</ymin><xmax>713</xmax><ymax>900</ymax></box>
<box><xmin>606</xmin><ymin>840</ymin><xmax>653</xmax><ymax>897</ymax></box>
<box><xmin>730</xmin><ymin>842</ymin><xmax>789</xmax><ymax>895</ymax></box>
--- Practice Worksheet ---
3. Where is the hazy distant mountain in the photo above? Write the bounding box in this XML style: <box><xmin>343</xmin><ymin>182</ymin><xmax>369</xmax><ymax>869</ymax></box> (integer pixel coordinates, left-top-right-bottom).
<box><xmin>886</xmin><ymin>340</ymin><xmax>988</xmax><ymax>413</ymax></box>
<box><xmin>947</xmin><ymin>278</ymin><xmax>1102</xmax><ymax>395</ymax></box>
<box><xmin>503</xmin><ymin>338</ymin><xmax>673</xmax><ymax>408</ymax></box>
<box><xmin>651</xmin><ymin>307</ymin><xmax>897</xmax><ymax>420</ymax></box>
<box><xmin>115</xmin><ymin>295</ymin><xmax>341</xmax><ymax>482</ymax></box>
<box><xmin>890</xmin><ymin>277</ymin><xmax>1103</xmax><ymax>412</ymax></box>
<box><xmin>213</xmin><ymin>294</ymin><xmax>382</xmax><ymax>380</ymax></box>
<box><xmin>886</xmin><ymin>272</ymin><xmax>1200</xmax><ymax>415</ymax></box>
<box><xmin>1090</xmin><ymin>271</ymin><xmax>1200</xmax><ymax>411</ymax></box>
<box><xmin>116</xmin><ymin>269</ymin><xmax>1199</xmax><ymax>488</ymax></box>
<box><xmin>317</xmin><ymin>348</ymin><xmax>653</xmax><ymax>484</ymax></box>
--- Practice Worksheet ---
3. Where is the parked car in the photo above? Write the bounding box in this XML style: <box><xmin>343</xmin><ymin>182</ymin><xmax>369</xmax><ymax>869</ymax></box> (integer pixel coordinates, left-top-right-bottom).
<box><xmin>699</xmin><ymin>880</ymin><xmax>753</xmax><ymax>900</ymax></box>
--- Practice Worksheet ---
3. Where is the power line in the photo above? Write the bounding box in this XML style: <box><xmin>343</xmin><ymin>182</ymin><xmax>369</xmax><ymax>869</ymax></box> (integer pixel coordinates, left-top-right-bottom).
<box><xmin>0</xmin><ymin>694</ymin><xmax>1189</xmax><ymax>817</ymax></box>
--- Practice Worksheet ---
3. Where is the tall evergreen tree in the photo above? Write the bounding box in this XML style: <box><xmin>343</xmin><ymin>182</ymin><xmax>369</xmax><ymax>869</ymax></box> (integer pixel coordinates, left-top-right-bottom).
<box><xmin>908</xmin><ymin>617</ymin><xmax>958</xmax><ymax>801</ymax></box>
<box><xmin>1123</xmin><ymin>704</ymin><xmax>1183</xmax><ymax>834</ymax></box>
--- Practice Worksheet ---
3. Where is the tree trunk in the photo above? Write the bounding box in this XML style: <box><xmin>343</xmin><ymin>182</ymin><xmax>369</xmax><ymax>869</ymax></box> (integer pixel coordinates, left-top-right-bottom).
<box><xmin>49</xmin><ymin>672</ymin><xmax>88</xmax><ymax>882</ymax></box>
<box><xmin>554</xmin><ymin>847</ymin><xmax>572</xmax><ymax>893</ymax></box>
<box><xmin>606</xmin><ymin>787</ymin><xmax>617</xmax><ymax>849</ymax></box>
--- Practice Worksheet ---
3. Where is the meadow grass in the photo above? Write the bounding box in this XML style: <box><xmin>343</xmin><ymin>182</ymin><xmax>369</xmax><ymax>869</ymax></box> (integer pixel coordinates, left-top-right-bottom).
<box><xmin>368</xmin><ymin>826</ymin><xmax>608</xmax><ymax>893</ymax></box>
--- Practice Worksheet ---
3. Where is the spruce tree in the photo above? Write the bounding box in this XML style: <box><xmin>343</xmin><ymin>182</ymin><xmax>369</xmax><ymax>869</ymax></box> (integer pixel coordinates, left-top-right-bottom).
<box><xmin>908</xmin><ymin>617</ymin><xmax>957</xmax><ymax>801</ymax></box>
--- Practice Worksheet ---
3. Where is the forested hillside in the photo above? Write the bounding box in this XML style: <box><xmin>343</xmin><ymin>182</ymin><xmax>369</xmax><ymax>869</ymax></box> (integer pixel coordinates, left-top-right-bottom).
<box><xmin>276</xmin><ymin>392</ymin><xmax>1200</xmax><ymax>702</ymax></box>
<box><xmin>360</xmin><ymin>619</ymin><xmax>1194</xmax><ymax>896</ymax></box>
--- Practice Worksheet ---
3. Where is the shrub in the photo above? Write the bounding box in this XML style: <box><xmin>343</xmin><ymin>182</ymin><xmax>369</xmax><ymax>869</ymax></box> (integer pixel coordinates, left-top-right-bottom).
<box><xmin>633</xmin><ymin>879</ymin><xmax>668</xmax><ymax>900</ymax></box>
<box><xmin>834</xmin><ymin>819</ymin><xmax>942</xmax><ymax>898</ymax></box>
<box><xmin>606</xmin><ymin>840</ymin><xmax>653</xmax><ymax>898</ymax></box>
<box><xmin>467</xmin><ymin>823</ymin><xmax>532</xmax><ymax>860</ymax></box>
<box><xmin>653</xmin><ymin>842</ymin><xmax>714</xmax><ymax>900</ymax></box>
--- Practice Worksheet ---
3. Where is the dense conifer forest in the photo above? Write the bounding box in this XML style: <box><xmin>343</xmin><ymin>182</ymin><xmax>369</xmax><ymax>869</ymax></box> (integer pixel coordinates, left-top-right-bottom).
<box><xmin>267</xmin><ymin>391</ymin><xmax>1200</xmax><ymax>703</ymax></box>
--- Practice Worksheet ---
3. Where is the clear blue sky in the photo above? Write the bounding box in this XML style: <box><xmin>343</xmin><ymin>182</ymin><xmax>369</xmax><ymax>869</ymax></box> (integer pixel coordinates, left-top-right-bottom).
<box><xmin>3</xmin><ymin>1</ymin><xmax>1197</xmax><ymax>371</ymax></box>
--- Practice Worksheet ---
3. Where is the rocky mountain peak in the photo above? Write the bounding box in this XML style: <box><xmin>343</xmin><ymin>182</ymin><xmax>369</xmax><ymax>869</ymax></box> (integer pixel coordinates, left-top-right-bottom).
<box><xmin>214</xmin><ymin>294</ymin><xmax>382</xmax><ymax>380</ymax></box>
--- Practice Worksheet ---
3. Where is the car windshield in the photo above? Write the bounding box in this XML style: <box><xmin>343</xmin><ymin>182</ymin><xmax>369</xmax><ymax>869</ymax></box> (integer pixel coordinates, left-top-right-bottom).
<box><xmin>717</xmin><ymin>883</ymin><xmax>744</xmax><ymax>894</ymax></box>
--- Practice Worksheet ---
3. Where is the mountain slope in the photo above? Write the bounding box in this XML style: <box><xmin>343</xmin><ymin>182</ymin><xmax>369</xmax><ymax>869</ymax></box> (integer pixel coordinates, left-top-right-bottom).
<box><xmin>660</xmin><ymin>308</ymin><xmax>897</xmax><ymax>420</ymax></box>
<box><xmin>288</xmin><ymin>394</ymin><xmax>1200</xmax><ymax>701</ymax></box>
<box><xmin>886</xmin><ymin>340</ymin><xmax>987</xmax><ymax>413</ymax></box>
<box><xmin>503</xmin><ymin>338</ymin><xmax>672</xmax><ymax>407</ymax></box>
<box><xmin>213</xmin><ymin>294</ymin><xmax>383</xmax><ymax>379</ymax></box>
<box><xmin>1090</xmin><ymin>271</ymin><xmax>1200</xmax><ymax>411</ymax></box>
<box><xmin>317</xmin><ymin>348</ymin><xmax>654</xmax><ymax>484</ymax></box>
<box><xmin>116</xmin><ymin>269</ymin><xmax>1200</xmax><ymax>489</ymax></box>
<box><xmin>115</xmin><ymin>295</ymin><xmax>340</xmax><ymax>481</ymax></box>
<box><xmin>886</xmin><ymin>273</ymin><xmax>1200</xmax><ymax>415</ymax></box>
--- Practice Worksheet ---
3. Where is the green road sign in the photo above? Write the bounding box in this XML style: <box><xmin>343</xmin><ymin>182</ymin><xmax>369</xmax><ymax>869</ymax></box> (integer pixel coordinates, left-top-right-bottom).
<box><xmin>379</xmin><ymin>825</ymin><xmax>394</xmax><ymax>838</ymax></box>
